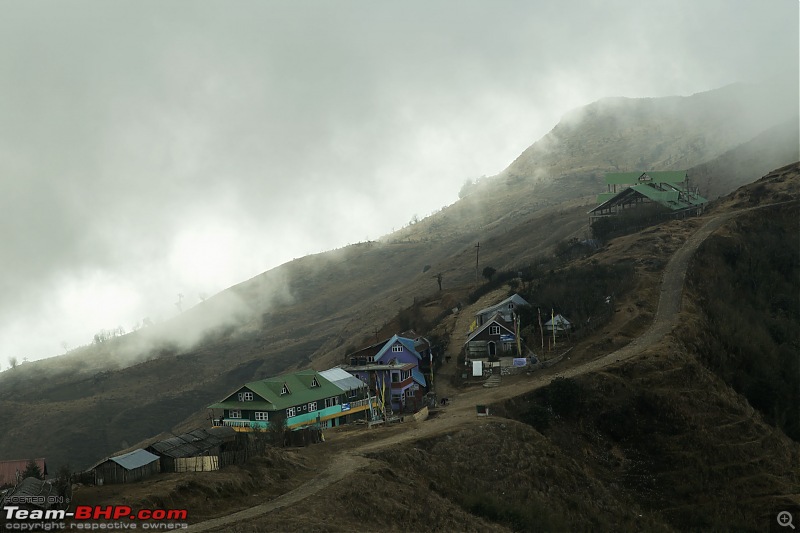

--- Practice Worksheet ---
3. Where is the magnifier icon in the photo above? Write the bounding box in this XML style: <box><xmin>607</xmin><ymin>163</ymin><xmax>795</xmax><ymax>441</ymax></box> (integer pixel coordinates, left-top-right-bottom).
<box><xmin>778</xmin><ymin>511</ymin><xmax>795</xmax><ymax>529</ymax></box>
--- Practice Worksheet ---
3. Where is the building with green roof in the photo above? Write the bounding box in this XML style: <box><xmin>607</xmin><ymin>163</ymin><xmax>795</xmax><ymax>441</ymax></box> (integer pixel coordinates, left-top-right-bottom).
<box><xmin>590</xmin><ymin>170</ymin><xmax>708</xmax><ymax>220</ymax></box>
<box><xmin>208</xmin><ymin>369</ymin><xmax>371</xmax><ymax>432</ymax></box>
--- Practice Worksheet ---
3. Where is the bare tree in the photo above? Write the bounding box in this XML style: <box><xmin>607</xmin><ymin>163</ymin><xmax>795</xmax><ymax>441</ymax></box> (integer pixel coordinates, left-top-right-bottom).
<box><xmin>8</xmin><ymin>356</ymin><xmax>18</xmax><ymax>370</ymax></box>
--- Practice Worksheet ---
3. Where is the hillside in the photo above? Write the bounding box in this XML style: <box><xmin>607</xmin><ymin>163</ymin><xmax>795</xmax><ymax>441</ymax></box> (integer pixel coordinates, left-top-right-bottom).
<box><xmin>0</xmin><ymin>83</ymin><xmax>796</xmax><ymax>472</ymax></box>
<box><xmin>69</xmin><ymin>166</ymin><xmax>800</xmax><ymax>532</ymax></box>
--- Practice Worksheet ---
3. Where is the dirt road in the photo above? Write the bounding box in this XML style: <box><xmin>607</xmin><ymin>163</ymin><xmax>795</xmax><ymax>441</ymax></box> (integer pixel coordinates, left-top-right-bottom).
<box><xmin>187</xmin><ymin>208</ymin><xmax>751</xmax><ymax>532</ymax></box>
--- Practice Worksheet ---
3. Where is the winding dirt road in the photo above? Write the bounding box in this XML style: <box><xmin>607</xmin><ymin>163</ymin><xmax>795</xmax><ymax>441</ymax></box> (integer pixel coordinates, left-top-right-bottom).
<box><xmin>187</xmin><ymin>207</ymin><xmax>762</xmax><ymax>532</ymax></box>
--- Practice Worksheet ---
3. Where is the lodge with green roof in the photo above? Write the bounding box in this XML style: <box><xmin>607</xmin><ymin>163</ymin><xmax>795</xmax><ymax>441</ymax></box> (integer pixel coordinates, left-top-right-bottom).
<box><xmin>589</xmin><ymin>170</ymin><xmax>708</xmax><ymax>220</ymax></box>
<box><xmin>208</xmin><ymin>369</ymin><xmax>371</xmax><ymax>432</ymax></box>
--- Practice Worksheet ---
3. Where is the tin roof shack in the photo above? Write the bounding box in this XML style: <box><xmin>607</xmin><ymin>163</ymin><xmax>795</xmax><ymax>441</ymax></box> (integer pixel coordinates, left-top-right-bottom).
<box><xmin>0</xmin><ymin>477</ymin><xmax>69</xmax><ymax>519</ymax></box>
<box><xmin>89</xmin><ymin>449</ymin><xmax>160</xmax><ymax>485</ymax></box>
<box><xmin>544</xmin><ymin>314</ymin><xmax>572</xmax><ymax>336</ymax></box>
<box><xmin>0</xmin><ymin>459</ymin><xmax>47</xmax><ymax>488</ymax></box>
<box><xmin>146</xmin><ymin>427</ymin><xmax>237</xmax><ymax>473</ymax></box>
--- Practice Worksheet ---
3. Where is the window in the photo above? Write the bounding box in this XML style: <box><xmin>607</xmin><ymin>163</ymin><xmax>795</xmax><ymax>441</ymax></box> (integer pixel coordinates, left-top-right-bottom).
<box><xmin>406</xmin><ymin>389</ymin><xmax>414</xmax><ymax>397</ymax></box>
<box><xmin>391</xmin><ymin>372</ymin><xmax>400</xmax><ymax>383</ymax></box>
<box><xmin>367</xmin><ymin>356</ymin><xmax>374</xmax><ymax>363</ymax></box>
<box><xmin>311</xmin><ymin>377</ymin><xmax>320</xmax><ymax>388</ymax></box>
<box><xmin>324</xmin><ymin>397</ymin><xmax>339</xmax><ymax>408</ymax></box>
<box><xmin>308</xmin><ymin>401</ymin><xmax>317</xmax><ymax>411</ymax></box>
<box><xmin>254</xmin><ymin>412</ymin><xmax>268</xmax><ymax>421</ymax></box>
<box><xmin>508</xmin><ymin>303</ymin><xmax>514</xmax><ymax>309</ymax></box>
<box><xmin>281</xmin><ymin>383</ymin><xmax>290</xmax><ymax>395</ymax></box>
<box><xmin>392</xmin><ymin>344</ymin><xmax>403</xmax><ymax>352</ymax></box>
<box><xmin>238</xmin><ymin>391</ymin><xmax>253</xmax><ymax>402</ymax></box>
<box><xmin>228</xmin><ymin>410</ymin><xmax>241</xmax><ymax>419</ymax></box>
<box><xmin>489</xmin><ymin>326</ymin><xmax>501</xmax><ymax>335</ymax></box>
<box><xmin>348</xmin><ymin>389</ymin><xmax>358</xmax><ymax>398</ymax></box>
<box><xmin>286</xmin><ymin>407</ymin><xmax>296</xmax><ymax>418</ymax></box>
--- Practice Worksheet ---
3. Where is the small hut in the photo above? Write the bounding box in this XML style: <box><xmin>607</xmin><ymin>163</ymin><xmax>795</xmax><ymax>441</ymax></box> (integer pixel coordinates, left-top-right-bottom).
<box><xmin>146</xmin><ymin>427</ymin><xmax>237</xmax><ymax>473</ymax></box>
<box><xmin>89</xmin><ymin>449</ymin><xmax>160</xmax><ymax>485</ymax></box>
<box><xmin>544</xmin><ymin>314</ymin><xmax>572</xmax><ymax>335</ymax></box>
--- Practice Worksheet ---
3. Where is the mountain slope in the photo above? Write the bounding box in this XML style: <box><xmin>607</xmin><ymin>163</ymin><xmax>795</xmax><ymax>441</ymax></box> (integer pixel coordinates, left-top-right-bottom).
<box><xmin>0</xmin><ymin>84</ymin><xmax>795</xmax><ymax>471</ymax></box>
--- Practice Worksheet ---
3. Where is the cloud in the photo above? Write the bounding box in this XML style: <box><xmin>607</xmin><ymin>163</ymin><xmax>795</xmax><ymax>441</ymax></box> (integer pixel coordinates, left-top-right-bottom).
<box><xmin>0</xmin><ymin>0</ymin><xmax>796</xmax><ymax>362</ymax></box>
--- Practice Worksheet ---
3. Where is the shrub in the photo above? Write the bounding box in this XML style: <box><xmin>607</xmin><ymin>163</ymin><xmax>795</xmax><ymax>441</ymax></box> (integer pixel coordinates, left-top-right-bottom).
<box><xmin>547</xmin><ymin>377</ymin><xmax>583</xmax><ymax>417</ymax></box>
<box><xmin>523</xmin><ymin>404</ymin><xmax>552</xmax><ymax>432</ymax></box>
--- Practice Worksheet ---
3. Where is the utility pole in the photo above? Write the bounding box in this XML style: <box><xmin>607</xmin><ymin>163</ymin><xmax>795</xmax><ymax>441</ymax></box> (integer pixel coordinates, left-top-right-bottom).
<box><xmin>475</xmin><ymin>242</ymin><xmax>480</xmax><ymax>285</ymax></box>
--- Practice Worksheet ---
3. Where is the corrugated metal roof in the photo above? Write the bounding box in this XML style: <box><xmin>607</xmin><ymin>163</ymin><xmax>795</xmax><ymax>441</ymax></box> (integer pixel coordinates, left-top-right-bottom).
<box><xmin>110</xmin><ymin>449</ymin><xmax>159</xmax><ymax>470</ymax></box>
<box><xmin>319</xmin><ymin>368</ymin><xmax>368</xmax><ymax>392</ymax></box>
<box><xmin>148</xmin><ymin>438</ymin><xmax>202</xmax><ymax>459</ymax></box>
<box><xmin>206</xmin><ymin>426</ymin><xmax>237</xmax><ymax>440</ymax></box>
<box><xmin>148</xmin><ymin>427</ymin><xmax>237</xmax><ymax>459</ymax></box>
<box><xmin>475</xmin><ymin>294</ymin><xmax>530</xmax><ymax>318</ymax></box>
<box><xmin>373</xmin><ymin>335</ymin><xmax>423</xmax><ymax>362</ymax></box>
<box><xmin>211</xmin><ymin>369</ymin><xmax>342</xmax><ymax>412</ymax></box>
<box><xmin>544</xmin><ymin>314</ymin><xmax>571</xmax><ymax>327</ymax></box>
<box><xmin>590</xmin><ymin>182</ymin><xmax>707</xmax><ymax>214</ymax></box>
<box><xmin>3</xmin><ymin>477</ymin><xmax>54</xmax><ymax>502</ymax></box>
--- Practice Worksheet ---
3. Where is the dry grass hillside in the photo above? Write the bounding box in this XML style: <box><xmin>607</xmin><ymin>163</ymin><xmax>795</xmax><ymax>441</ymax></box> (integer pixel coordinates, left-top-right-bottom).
<box><xmin>0</xmin><ymin>84</ymin><xmax>795</xmax><ymax>474</ymax></box>
<box><xmin>57</xmin><ymin>166</ymin><xmax>800</xmax><ymax>533</ymax></box>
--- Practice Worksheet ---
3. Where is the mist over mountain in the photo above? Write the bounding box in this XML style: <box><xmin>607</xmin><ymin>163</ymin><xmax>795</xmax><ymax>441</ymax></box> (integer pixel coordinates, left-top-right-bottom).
<box><xmin>0</xmin><ymin>83</ymin><xmax>796</xmax><ymax>472</ymax></box>
<box><xmin>503</xmin><ymin>82</ymin><xmax>795</xmax><ymax>180</ymax></box>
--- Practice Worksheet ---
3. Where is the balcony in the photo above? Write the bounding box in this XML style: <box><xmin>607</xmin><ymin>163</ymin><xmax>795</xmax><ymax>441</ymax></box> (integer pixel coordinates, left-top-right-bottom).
<box><xmin>214</xmin><ymin>419</ymin><xmax>268</xmax><ymax>432</ymax></box>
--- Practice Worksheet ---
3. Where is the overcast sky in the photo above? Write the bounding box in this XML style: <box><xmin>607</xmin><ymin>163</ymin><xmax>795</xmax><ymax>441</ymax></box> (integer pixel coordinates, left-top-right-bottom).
<box><xmin>1</xmin><ymin>0</ymin><xmax>797</xmax><ymax>363</ymax></box>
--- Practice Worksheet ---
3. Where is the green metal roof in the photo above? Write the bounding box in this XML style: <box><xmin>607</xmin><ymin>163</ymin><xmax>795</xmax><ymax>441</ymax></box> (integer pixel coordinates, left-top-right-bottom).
<box><xmin>605</xmin><ymin>171</ymin><xmax>687</xmax><ymax>185</ymax></box>
<box><xmin>210</xmin><ymin>369</ymin><xmax>342</xmax><ymax>412</ymax></box>
<box><xmin>591</xmin><ymin>182</ymin><xmax>707</xmax><ymax>213</ymax></box>
<box><xmin>632</xmin><ymin>185</ymin><xmax>681</xmax><ymax>204</ymax></box>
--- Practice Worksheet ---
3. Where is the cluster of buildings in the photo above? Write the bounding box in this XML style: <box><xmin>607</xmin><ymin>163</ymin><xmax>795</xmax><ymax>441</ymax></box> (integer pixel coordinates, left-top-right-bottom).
<box><xmin>463</xmin><ymin>293</ymin><xmax>572</xmax><ymax>361</ymax></box>
<box><xmin>207</xmin><ymin>331</ymin><xmax>433</xmax><ymax>433</ymax></box>
<box><xmin>0</xmin><ymin>169</ymin><xmax>705</xmax><ymax>496</ymax></box>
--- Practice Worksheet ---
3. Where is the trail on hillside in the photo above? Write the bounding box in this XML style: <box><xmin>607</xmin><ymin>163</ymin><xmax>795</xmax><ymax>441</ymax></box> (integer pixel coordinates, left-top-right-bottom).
<box><xmin>186</xmin><ymin>206</ymin><xmax>766</xmax><ymax>532</ymax></box>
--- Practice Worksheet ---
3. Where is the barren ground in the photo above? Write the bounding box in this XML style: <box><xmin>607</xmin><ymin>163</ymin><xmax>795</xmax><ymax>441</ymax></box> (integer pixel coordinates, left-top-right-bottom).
<box><xmin>181</xmin><ymin>205</ymin><xmax>769</xmax><ymax>532</ymax></box>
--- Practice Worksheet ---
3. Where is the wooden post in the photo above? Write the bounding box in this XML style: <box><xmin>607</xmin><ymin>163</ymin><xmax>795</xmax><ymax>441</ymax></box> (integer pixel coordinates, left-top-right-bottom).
<box><xmin>475</xmin><ymin>242</ymin><xmax>481</xmax><ymax>285</ymax></box>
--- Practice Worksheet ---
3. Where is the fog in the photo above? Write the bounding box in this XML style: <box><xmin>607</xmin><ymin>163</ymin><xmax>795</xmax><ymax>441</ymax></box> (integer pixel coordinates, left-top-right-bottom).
<box><xmin>0</xmin><ymin>0</ymin><xmax>796</xmax><ymax>364</ymax></box>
